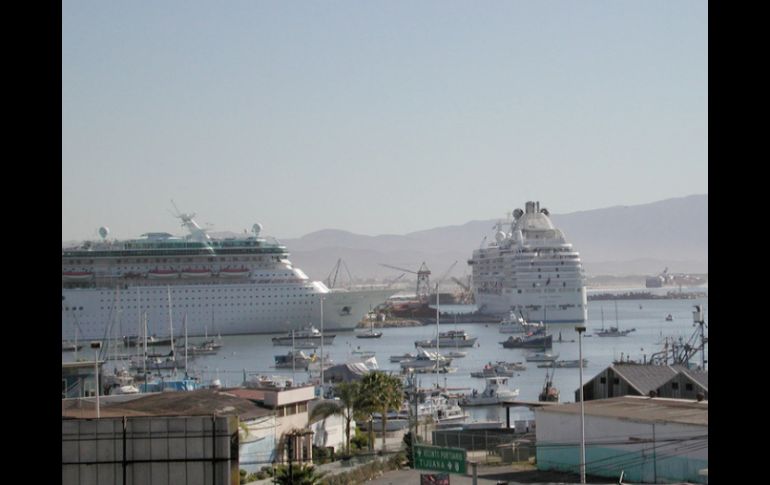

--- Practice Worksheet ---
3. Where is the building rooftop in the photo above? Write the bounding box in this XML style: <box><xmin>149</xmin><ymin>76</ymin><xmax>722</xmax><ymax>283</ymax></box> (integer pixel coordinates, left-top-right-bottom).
<box><xmin>537</xmin><ymin>395</ymin><xmax>708</xmax><ymax>426</ymax></box>
<box><xmin>62</xmin><ymin>389</ymin><xmax>273</xmax><ymax>420</ymax></box>
<box><xmin>604</xmin><ymin>364</ymin><xmax>707</xmax><ymax>395</ymax></box>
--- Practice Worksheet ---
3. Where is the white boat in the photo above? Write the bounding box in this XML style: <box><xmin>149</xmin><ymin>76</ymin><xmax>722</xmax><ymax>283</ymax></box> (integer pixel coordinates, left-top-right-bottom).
<box><xmin>460</xmin><ymin>377</ymin><xmax>520</xmax><ymax>406</ymax></box>
<box><xmin>498</xmin><ymin>311</ymin><xmax>545</xmax><ymax>334</ymax></box>
<box><xmin>445</xmin><ymin>351</ymin><xmax>467</xmax><ymax>358</ymax></box>
<box><xmin>414</xmin><ymin>330</ymin><xmax>477</xmax><ymax>348</ymax></box>
<box><xmin>536</xmin><ymin>359</ymin><xmax>587</xmax><ymax>368</ymax></box>
<box><xmin>400</xmin><ymin>347</ymin><xmax>452</xmax><ymax>370</ymax></box>
<box><xmin>390</xmin><ymin>353</ymin><xmax>415</xmax><ymax>363</ymax></box>
<box><xmin>525</xmin><ymin>351</ymin><xmax>560</xmax><ymax>362</ymax></box>
<box><xmin>469</xmin><ymin>201</ymin><xmax>587</xmax><ymax>323</ymax></box>
<box><xmin>272</xmin><ymin>324</ymin><xmax>335</xmax><ymax>346</ymax></box>
<box><xmin>470</xmin><ymin>361</ymin><xmax>527</xmax><ymax>378</ymax></box>
<box><xmin>62</xmin><ymin>210</ymin><xmax>395</xmax><ymax>340</ymax></box>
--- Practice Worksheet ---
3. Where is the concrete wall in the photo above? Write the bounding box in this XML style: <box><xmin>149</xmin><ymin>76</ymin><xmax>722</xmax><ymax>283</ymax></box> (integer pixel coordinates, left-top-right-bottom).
<box><xmin>535</xmin><ymin>411</ymin><xmax>707</xmax><ymax>484</ymax></box>
<box><xmin>62</xmin><ymin>416</ymin><xmax>239</xmax><ymax>485</ymax></box>
<box><xmin>239</xmin><ymin>415</ymin><xmax>278</xmax><ymax>474</ymax></box>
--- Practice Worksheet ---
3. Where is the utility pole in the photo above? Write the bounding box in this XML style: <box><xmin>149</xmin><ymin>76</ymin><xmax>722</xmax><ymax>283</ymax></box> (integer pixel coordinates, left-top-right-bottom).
<box><xmin>575</xmin><ymin>326</ymin><xmax>587</xmax><ymax>484</ymax></box>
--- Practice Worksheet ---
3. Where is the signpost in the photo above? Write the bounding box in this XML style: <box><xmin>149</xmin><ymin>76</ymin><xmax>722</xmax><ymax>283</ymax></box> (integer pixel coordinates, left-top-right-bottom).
<box><xmin>414</xmin><ymin>445</ymin><xmax>467</xmax><ymax>475</ymax></box>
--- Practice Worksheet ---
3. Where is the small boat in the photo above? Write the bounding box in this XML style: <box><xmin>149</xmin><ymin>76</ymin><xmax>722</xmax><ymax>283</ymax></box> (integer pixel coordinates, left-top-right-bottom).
<box><xmin>536</xmin><ymin>359</ymin><xmax>588</xmax><ymax>368</ymax></box>
<box><xmin>274</xmin><ymin>350</ymin><xmax>314</xmax><ymax>370</ymax></box>
<box><xmin>400</xmin><ymin>347</ymin><xmax>452</xmax><ymax>370</ymax></box>
<box><xmin>370</xmin><ymin>412</ymin><xmax>410</xmax><ymax>432</ymax></box>
<box><xmin>595</xmin><ymin>326</ymin><xmax>636</xmax><ymax>337</ymax></box>
<box><xmin>147</xmin><ymin>269</ymin><xmax>179</xmax><ymax>279</ymax></box>
<box><xmin>500</xmin><ymin>333</ymin><xmax>553</xmax><ymax>349</ymax></box>
<box><xmin>415</xmin><ymin>330</ymin><xmax>478</xmax><ymax>348</ymax></box>
<box><xmin>178</xmin><ymin>342</ymin><xmax>219</xmax><ymax>356</ymax></box>
<box><xmin>525</xmin><ymin>351</ymin><xmax>560</xmax><ymax>362</ymax></box>
<box><xmin>499</xmin><ymin>311</ymin><xmax>544</xmax><ymax>334</ymax></box>
<box><xmin>390</xmin><ymin>353</ymin><xmax>415</xmax><ymax>363</ymax></box>
<box><xmin>123</xmin><ymin>335</ymin><xmax>173</xmax><ymax>347</ymax></box>
<box><xmin>665</xmin><ymin>314</ymin><xmax>674</xmax><ymax>321</ymax></box>
<box><xmin>351</xmin><ymin>348</ymin><xmax>376</xmax><ymax>359</ymax></box>
<box><xmin>595</xmin><ymin>301</ymin><xmax>635</xmax><ymax>337</ymax></box>
<box><xmin>180</xmin><ymin>268</ymin><xmax>212</xmax><ymax>278</ymax></box>
<box><xmin>445</xmin><ymin>351</ymin><xmax>467</xmax><ymax>358</ymax></box>
<box><xmin>62</xmin><ymin>271</ymin><xmax>94</xmax><ymax>281</ymax></box>
<box><xmin>470</xmin><ymin>361</ymin><xmax>527</xmax><ymax>378</ymax></box>
<box><xmin>218</xmin><ymin>267</ymin><xmax>251</xmax><ymax>278</ymax></box>
<box><xmin>272</xmin><ymin>324</ymin><xmax>335</xmax><ymax>346</ymax></box>
<box><xmin>460</xmin><ymin>377</ymin><xmax>520</xmax><ymax>406</ymax></box>
<box><xmin>538</xmin><ymin>369</ymin><xmax>559</xmax><ymax>402</ymax></box>
<box><xmin>356</xmin><ymin>317</ymin><xmax>383</xmax><ymax>339</ymax></box>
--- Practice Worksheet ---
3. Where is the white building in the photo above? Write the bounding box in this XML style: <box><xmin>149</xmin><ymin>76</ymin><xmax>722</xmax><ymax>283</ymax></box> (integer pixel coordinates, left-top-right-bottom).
<box><xmin>535</xmin><ymin>396</ymin><xmax>707</xmax><ymax>484</ymax></box>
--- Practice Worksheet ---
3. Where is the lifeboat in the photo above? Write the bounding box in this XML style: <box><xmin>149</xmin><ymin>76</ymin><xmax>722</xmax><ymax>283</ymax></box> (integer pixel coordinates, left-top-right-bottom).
<box><xmin>62</xmin><ymin>271</ymin><xmax>94</xmax><ymax>281</ymax></box>
<box><xmin>218</xmin><ymin>267</ymin><xmax>251</xmax><ymax>278</ymax></box>
<box><xmin>181</xmin><ymin>268</ymin><xmax>212</xmax><ymax>278</ymax></box>
<box><xmin>147</xmin><ymin>269</ymin><xmax>179</xmax><ymax>279</ymax></box>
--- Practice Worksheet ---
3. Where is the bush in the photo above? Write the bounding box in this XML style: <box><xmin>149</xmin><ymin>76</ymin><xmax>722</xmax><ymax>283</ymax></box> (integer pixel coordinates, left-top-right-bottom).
<box><xmin>349</xmin><ymin>427</ymin><xmax>369</xmax><ymax>452</ymax></box>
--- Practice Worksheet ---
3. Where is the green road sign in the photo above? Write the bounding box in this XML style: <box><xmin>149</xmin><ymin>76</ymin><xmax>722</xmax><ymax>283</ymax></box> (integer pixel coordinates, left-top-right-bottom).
<box><xmin>414</xmin><ymin>445</ymin><xmax>467</xmax><ymax>474</ymax></box>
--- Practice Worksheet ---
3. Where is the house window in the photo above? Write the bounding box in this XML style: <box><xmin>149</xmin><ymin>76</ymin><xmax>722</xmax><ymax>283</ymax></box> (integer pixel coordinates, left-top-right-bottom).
<box><xmin>613</xmin><ymin>378</ymin><xmax>620</xmax><ymax>385</ymax></box>
<box><xmin>671</xmin><ymin>382</ymin><xmax>679</xmax><ymax>390</ymax></box>
<box><xmin>686</xmin><ymin>383</ymin><xmax>693</xmax><ymax>391</ymax></box>
<box><xmin>600</xmin><ymin>377</ymin><xmax>606</xmax><ymax>384</ymax></box>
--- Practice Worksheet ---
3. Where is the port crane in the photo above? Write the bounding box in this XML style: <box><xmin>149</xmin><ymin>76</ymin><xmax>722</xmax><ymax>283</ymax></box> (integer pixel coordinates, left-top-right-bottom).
<box><xmin>380</xmin><ymin>262</ymin><xmax>432</xmax><ymax>302</ymax></box>
<box><xmin>326</xmin><ymin>258</ymin><xmax>353</xmax><ymax>289</ymax></box>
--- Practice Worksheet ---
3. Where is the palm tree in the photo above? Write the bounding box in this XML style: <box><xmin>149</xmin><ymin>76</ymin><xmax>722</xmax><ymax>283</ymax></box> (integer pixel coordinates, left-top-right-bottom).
<box><xmin>308</xmin><ymin>381</ymin><xmax>361</xmax><ymax>455</ymax></box>
<box><xmin>359</xmin><ymin>371</ymin><xmax>404</xmax><ymax>451</ymax></box>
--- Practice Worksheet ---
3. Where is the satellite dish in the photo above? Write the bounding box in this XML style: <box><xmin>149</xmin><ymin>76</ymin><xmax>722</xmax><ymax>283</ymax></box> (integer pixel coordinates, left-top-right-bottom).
<box><xmin>98</xmin><ymin>226</ymin><xmax>110</xmax><ymax>239</ymax></box>
<box><xmin>513</xmin><ymin>209</ymin><xmax>524</xmax><ymax>219</ymax></box>
<box><xmin>495</xmin><ymin>231</ymin><xmax>506</xmax><ymax>243</ymax></box>
<box><xmin>252</xmin><ymin>223</ymin><xmax>263</xmax><ymax>236</ymax></box>
<box><xmin>540</xmin><ymin>208</ymin><xmax>550</xmax><ymax>216</ymax></box>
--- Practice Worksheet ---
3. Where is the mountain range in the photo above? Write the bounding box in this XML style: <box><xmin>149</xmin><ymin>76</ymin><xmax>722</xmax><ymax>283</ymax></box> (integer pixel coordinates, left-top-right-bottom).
<box><xmin>278</xmin><ymin>194</ymin><xmax>707</xmax><ymax>283</ymax></box>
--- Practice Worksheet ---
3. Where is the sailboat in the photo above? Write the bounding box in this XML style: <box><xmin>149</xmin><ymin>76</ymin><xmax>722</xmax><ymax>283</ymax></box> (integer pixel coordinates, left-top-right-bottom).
<box><xmin>356</xmin><ymin>310</ymin><xmax>382</xmax><ymax>339</ymax></box>
<box><xmin>595</xmin><ymin>301</ymin><xmax>636</xmax><ymax>337</ymax></box>
<box><xmin>445</xmin><ymin>314</ymin><xmax>467</xmax><ymax>358</ymax></box>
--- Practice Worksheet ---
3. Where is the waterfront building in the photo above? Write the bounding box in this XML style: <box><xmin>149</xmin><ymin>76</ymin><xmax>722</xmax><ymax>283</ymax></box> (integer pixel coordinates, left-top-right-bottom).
<box><xmin>576</xmin><ymin>364</ymin><xmax>708</xmax><ymax>402</ymax></box>
<box><xmin>535</xmin><ymin>396</ymin><xmax>708</xmax><ymax>484</ymax></box>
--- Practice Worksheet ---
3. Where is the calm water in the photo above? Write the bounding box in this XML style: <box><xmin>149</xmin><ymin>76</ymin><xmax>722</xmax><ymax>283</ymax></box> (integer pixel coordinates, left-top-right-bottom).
<box><xmin>64</xmin><ymin>294</ymin><xmax>708</xmax><ymax>424</ymax></box>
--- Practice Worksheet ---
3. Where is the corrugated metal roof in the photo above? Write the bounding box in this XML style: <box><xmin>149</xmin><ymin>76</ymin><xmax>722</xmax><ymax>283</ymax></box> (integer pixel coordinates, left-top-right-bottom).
<box><xmin>610</xmin><ymin>364</ymin><xmax>679</xmax><ymax>395</ymax></box>
<box><xmin>537</xmin><ymin>396</ymin><xmax>708</xmax><ymax>426</ymax></box>
<box><xmin>61</xmin><ymin>389</ymin><xmax>273</xmax><ymax>420</ymax></box>
<box><xmin>673</xmin><ymin>365</ymin><xmax>708</xmax><ymax>391</ymax></box>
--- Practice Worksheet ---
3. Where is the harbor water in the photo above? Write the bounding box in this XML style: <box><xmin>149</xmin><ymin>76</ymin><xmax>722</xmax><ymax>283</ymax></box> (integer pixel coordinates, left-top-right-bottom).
<box><xmin>63</xmin><ymin>293</ymin><xmax>708</xmax><ymax>426</ymax></box>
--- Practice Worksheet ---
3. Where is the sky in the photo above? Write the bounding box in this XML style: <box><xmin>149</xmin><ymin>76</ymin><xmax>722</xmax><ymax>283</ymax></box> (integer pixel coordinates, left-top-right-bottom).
<box><xmin>62</xmin><ymin>1</ymin><xmax>707</xmax><ymax>241</ymax></box>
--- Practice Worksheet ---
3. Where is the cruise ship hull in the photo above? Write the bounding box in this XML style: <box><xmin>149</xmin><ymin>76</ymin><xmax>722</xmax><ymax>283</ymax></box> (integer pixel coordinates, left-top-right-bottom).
<box><xmin>62</xmin><ymin>286</ymin><xmax>394</xmax><ymax>341</ymax></box>
<box><xmin>475</xmin><ymin>288</ymin><xmax>588</xmax><ymax>323</ymax></box>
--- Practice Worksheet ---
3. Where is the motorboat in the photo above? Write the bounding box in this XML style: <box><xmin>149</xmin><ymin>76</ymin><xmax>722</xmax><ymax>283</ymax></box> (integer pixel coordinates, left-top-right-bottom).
<box><xmin>390</xmin><ymin>353</ymin><xmax>415</xmax><ymax>363</ymax></box>
<box><xmin>536</xmin><ymin>359</ymin><xmax>587</xmax><ymax>368</ymax></box>
<box><xmin>460</xmin><ymin>377</ymin><xmax>520</xmax><ymax>406</ymax></box>
<box><xmin>665</xmin><ymin>314</ymin><xmax>674</xmax><ymax>322</ymax></box>
<box><xmin>470</xmin><ymin>361</ymin><xmax>527</xmax><ymax>378</ymax></box>
<box><xmin>525</xmin><ymin>351</ymin><xmax>560</xmax><ymax>362</ymax></box>
<box><xmin>500</xmin><ymin>333</ymin><xmax>552</xmax><ymax>349</ymax></box>
<box><xmin>595</xmin><ymin>326</ymin><xmax>636</xmax><ymax>337</ymax></box>
<box><xmin>272</xmin><ymin>324</ymin><xmax>335</xmax><ymax>346</ymax></box>
<box><xmin>415</xmin><ymin>330</ymin><xmax>478</xmax><ymax>348</ymax></box>
<box><xmin>274</xmin><ymin>350</ymin><xmax>314</xmax><ymax>370</ymax></box>
<box><xmin>400</xmin><ymin>347</ymin><xmax>452</xmax><ymax>370</ymax></box>
<box><xmin>499</xmin><ymin>311</ymin><xmax>544</xmax><ymax>334</ymax></box>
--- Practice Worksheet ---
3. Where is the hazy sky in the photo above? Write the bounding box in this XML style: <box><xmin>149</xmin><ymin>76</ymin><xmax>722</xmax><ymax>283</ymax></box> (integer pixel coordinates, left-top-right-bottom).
<box><xmin>62</xmin><ymin>1</ymin><xmax>707</xmax><ymax>241</ymax></box>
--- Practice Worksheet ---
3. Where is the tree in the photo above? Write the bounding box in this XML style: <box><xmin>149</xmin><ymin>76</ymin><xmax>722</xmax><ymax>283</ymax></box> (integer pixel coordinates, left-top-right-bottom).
<box><xmin>359</xmin><ymin>371</ymin><xmax>404</xmax><ymax>451</ymax></box>
<box><xmin>308</xmin><ymin>381</ymin><xmax>361</xmax><ymax>455</ymax></box>
<box><xmin>273</xmin><ymin>463</ymin><xmax>326</xmax><ymax>485</ymax></box>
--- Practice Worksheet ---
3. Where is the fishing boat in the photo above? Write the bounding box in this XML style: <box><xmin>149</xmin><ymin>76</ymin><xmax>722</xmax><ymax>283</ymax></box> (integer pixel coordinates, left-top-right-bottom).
<box><xmin>460</xmin><ymin>377</ymin><xmax>520</xmax><ymax>406</ymax></box>
<box><xmin>272</xmin><ymin>324</ymin><xmax>335</xmax><ymax>346</ymax></box>
<box><xmin>500</xmin><ymin>333</ymin><xmax>553</xmax><ymax>349</ymax></box>
<box><xmin>538</xmin><ymin>369</ymin><xmax>559</xmax><ymax>402</ymax></box>
<box><xmin>665</xmin><ymin>314</ymin><xmax>674</xmax><ymax>321</ymax></box>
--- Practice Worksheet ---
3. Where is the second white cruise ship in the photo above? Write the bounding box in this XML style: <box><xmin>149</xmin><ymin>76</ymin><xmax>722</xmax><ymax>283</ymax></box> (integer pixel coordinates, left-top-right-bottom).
<box><xmin>62</xmin><ymin>211</ymin><xmax>394</xmax><ymax>341</ymax></box>
<box><xmin>468</xmin><ymin>201</ymin><xmax>587</xmax><ymax>323</ymax></box>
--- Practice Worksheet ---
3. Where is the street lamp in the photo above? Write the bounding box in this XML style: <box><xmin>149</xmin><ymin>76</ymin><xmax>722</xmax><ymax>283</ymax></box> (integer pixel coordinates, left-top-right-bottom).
<box><xmin>91</xmin><ymin>341</ymin><xmax>102</xmax><ymax>418</ymax></box>
<box><xmin>575</xmin><ymin>326</ymin><xmax>586</xmax><ymax>484</ymax></box>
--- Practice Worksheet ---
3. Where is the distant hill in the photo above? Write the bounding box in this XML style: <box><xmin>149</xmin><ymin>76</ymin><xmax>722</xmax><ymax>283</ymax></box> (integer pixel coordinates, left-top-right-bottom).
<box><xmin>281</xmin><ymin>194</ymin><xmax>707</xmax><ymax>281</ymax></box>
<box><xmin>63</xmin><ymin>195</ymin><xmax>708</xmax><ymax>282</ymax></box>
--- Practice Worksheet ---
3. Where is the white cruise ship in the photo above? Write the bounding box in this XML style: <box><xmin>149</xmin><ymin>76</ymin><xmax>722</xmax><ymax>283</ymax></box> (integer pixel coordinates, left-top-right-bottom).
<box><xmin>468</xmin><ymin>201</ymin><xmax>587</xmax><ymax>323</ymax></box>
<box><xmin>62</xmin><ymin>211</ymin><xmax>394</xmax><ymax>341</ymax></box>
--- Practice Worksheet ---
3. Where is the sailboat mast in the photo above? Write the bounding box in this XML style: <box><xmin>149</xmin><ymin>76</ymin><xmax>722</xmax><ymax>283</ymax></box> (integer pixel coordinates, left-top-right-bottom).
<box><xmin>143</xmin><ymin>311</ymin><xmax>147</xmax><ymax>378</ymax></box>
<box><xmin>435</xmin><ymin>283</ymin><xmax>440</xmax><ymax>389</ymax></box>
<box><xmin>167</xmin><ymin>286</ymin><xmax>176</xmax><ymax>361</ymax></box>
<box><xmin>184</xmin><ymin>313</ymin><xmax>188</xmax><ymax>374</ymax></box>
